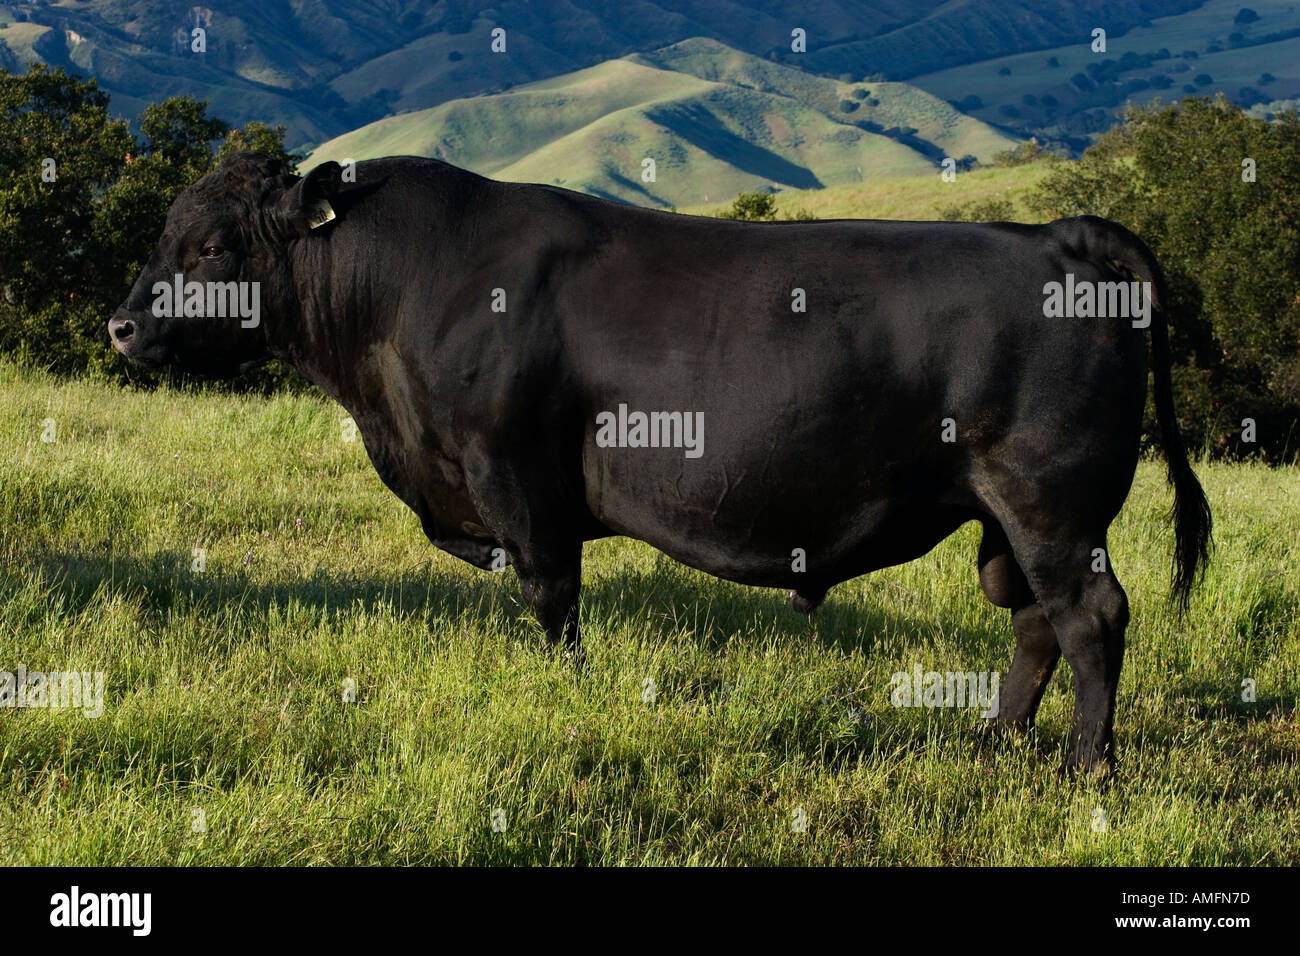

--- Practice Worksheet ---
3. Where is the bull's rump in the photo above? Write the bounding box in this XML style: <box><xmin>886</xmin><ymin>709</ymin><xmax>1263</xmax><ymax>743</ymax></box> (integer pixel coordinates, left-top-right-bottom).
<box><xmin>567</xmin><ymin>215</ymin><xmax>1148</xmax><ymax>584</ymax></box>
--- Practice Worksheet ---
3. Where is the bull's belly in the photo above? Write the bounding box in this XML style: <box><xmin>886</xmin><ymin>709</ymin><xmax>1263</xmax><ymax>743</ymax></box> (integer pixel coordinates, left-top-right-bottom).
<box><xmin>584</xmin><ymin>454</ymin><xmax>975</xmax><ymax>590</ymax></box>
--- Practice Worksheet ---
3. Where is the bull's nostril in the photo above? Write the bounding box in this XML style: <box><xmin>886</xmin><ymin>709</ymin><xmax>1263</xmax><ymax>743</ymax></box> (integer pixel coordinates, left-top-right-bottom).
<box><xmin>111</xmin><ymin>319</ymin><xmax>134</xmax><ymax>343</ymax></box>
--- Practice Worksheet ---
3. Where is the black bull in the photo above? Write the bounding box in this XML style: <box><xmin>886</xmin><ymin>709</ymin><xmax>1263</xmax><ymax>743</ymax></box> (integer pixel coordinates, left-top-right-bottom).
<box><xmin>110</xmin><ymin>153</ymin><xmax>1211</xmax><ymax>771</ymax></box>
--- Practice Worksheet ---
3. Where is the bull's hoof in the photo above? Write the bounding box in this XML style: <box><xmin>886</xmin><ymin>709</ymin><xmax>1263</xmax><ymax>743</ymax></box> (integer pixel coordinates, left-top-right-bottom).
<box><xmin>974</xmin><ymin>718</ymin><xmax>1026</xmax><ymax>752</ymax></box>
<box><xmin>1057</xmin><ymin>752</ymin><xmax>1117</xmax><ymax>782</ymax></box>
<box><xmin>974</xmin><ymin>720</ymin><xmax>1062</xmax><ymax>765</ymax></box>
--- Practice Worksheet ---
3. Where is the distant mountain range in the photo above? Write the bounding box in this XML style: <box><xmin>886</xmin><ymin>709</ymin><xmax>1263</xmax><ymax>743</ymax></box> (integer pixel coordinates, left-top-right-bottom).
<box><xmin>3</xmin><ymin>0</ymin><xmax>1298</xmax><ymax>202</ymax></box>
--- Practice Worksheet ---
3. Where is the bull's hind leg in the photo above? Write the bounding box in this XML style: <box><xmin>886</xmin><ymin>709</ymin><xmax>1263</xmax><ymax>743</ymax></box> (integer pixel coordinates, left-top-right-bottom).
<box><xmin>1052</xmin><ymin>565</ymin><xmax>1127</xmax><ymax>771</ymax></box>
<box><xmin>977</xmin><ymin>521</ymin><xmax>1061</xmax><ymax>731</ymax></box>
<box><xmin>993</xmin><ymin>521</ymin><xmax>1129</xmax><ymax>772</ymax></box>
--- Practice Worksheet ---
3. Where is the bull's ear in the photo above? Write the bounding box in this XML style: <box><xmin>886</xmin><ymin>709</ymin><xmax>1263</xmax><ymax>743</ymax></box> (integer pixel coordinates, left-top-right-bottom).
<box><xmin>278</xmin><ymin>162</ymin><xmax>341</xmax><ymax>235</ymax></box>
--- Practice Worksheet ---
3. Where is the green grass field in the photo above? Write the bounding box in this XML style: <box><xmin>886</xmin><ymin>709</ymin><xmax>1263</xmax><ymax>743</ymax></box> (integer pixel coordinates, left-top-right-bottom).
<box><xmin>1</xmin><ymin>360</ymin><xmax>1296</xmax><ymax>865</ymax></box>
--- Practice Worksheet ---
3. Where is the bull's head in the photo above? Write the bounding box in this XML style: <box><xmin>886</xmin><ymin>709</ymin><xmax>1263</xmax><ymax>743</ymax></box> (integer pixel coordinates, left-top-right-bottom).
<box><xmin>109</xmin><ymin>152</ymin><xmax>342</xmax><ymax>376</ymax></box>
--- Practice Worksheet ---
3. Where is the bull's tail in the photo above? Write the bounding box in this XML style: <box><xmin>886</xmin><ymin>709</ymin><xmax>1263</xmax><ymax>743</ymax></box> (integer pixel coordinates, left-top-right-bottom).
<box><xmin>1084</xmin><ymin>216</ymin><xmax>1211</xmax><ymax>608</ymax></box>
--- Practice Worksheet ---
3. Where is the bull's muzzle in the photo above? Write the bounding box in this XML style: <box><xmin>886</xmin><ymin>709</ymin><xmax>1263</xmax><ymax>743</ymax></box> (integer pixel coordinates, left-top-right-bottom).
<box><xmin>108</xmin><ymin>312</ymin><xmax>136</xmax><ymax>353</ymax></box>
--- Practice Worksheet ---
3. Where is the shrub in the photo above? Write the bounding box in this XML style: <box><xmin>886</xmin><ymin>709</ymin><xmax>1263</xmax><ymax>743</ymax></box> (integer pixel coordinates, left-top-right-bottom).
<box><xmin>993</xmin><ymin>139</ymin><xmax>1047</xmax><ymax>166</ymax></box>
<box><xmin>938</xmin><ymin>198</ymin><xmax>1014</xmax><ymax>222</ymax></box>
<box><xmin>718</xmin><ymin>192</ymin><xmax>777</xmax><ymax>221</ymax></box>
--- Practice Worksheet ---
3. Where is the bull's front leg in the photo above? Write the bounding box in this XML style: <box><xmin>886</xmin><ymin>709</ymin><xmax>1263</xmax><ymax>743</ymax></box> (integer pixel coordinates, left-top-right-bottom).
<box><xmin>463</xmin><ymin>449</ymin><xmax>585</xmax><ymax>656</ymax></box>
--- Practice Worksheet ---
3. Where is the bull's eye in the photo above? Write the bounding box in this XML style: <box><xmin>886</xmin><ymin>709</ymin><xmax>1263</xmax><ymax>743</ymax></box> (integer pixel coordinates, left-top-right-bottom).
<box><xmin>200</xmin><ymin>244</ymin><xmax>224</xmax><ymax>259</ymax></box>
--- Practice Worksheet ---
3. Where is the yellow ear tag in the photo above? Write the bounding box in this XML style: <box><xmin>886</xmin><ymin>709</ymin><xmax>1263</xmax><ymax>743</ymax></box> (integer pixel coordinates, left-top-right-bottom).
<box><xmin>308</xmin><ymin>199</ymin><xmax>336</xmax><ymax>229</ymax></box>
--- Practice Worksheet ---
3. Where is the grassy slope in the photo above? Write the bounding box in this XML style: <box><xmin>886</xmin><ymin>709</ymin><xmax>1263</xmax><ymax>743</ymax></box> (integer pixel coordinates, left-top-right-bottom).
<box><xmin>1</xmin><ymin>359</ymin><xmax>1296</xmax><ymax>866</ymax></box>
<box><xmin>325</xmin><ymin>16</ymin><xmax>580</xmax><ymax>116</ymax></box>
<box><xmin>494</xmin><ymin>88</ymin><xmax>933</xmax><ymax>207</ymax></box>
<box><xmin>635</xmin><ymin>38</ymin><xmax>1017</xmax><ymax>163</ymax></box>
<box><xmin>307</xmin><ymin>41</ymin><xmax>1017</xmax><ymax>208</ymax></box>
<box><xmin>318</xmin><ymin>59</ymin><xmax>721</xmax><ymax>174</ymax></box>
<box><xmin>683</xmin><ymin>159</ymin><xmax>1057</xmax><ymax>222</ymax></box>
<box><xmin>0</xmin><ymin>20</ymin><xmax>50</xmax><ymax>67</ymax></box>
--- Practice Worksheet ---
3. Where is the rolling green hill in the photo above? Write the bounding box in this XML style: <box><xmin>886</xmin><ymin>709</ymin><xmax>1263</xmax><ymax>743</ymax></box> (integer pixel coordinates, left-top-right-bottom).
<box><xmin>305</xmin><ymin>39</ymin><xmax>1018</xmax><ymax>208</ymax></box>
<box><xmin>634</xmin><ymin>38</ymin><xmax>1017</xmax><ymax>164</ymax></box>
<box><xmin>3</xmin><ymin>1</ymin><xmax>1294</xmax><ymax>171</ymax></box>
<box><xmin>0</xmin><ymin>0</ymin><xmax>1235</xmax><ymax>151</ymax></box>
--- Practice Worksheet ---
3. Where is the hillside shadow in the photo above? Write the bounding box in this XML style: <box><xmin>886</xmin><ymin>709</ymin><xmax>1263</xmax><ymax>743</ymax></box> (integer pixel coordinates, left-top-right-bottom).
<box><xmin>853</xmin><ymin>118</ymin><xmax>948</xmax><ymax>162</ymax></box>
<box><xmin>586</xmin><ymin>169</ymin><xmax>671</xmax><ymax>208</ymax></box>
<box><xmin>644</xmin><ymin>101</ymin><xmax>824</xmax><ymax>189</ymax></box>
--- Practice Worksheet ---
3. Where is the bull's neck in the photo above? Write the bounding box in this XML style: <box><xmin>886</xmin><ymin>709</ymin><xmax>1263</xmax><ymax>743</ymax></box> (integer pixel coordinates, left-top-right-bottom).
<box><xmin>266</xmin><ymin>234</ymin><xmax>388</xmax><ymax>410</ymax></box>
<box><xmin>262</xmin><ymin>163</ymin><xmax>491</xmax><ymax>415</ymax></box>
